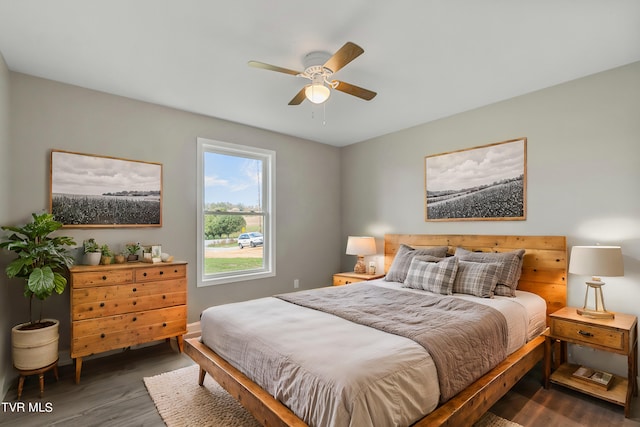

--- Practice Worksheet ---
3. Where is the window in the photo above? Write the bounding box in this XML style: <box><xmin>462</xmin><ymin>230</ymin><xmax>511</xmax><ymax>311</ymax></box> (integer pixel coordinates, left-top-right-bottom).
<box><xmin>197</xmin><ymin>138</ymin><xmax>275</xmax><ymax>286</ymax></box>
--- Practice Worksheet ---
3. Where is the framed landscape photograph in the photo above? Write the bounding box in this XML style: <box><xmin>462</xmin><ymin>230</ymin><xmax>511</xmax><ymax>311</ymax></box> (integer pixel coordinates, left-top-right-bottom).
<box><xmin>50</xmin><ymin>150</ymin><xmax>162</xmax><ymax>228</ymax></box>
<box><xmin>424</xmin><ymin>138</ymin><xmax>526</xmax><ymax>221</ymax></box>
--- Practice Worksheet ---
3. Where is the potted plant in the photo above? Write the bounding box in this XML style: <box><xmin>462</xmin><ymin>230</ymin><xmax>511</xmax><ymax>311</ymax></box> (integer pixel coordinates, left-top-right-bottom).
<box><xmin>125</xmin><ymin>242</ymin><xmax>141</xmax><ymax>262</ymax></box>
<box><xmin>114</xmin><ymin>251</ymin><xmax>126</xmax><ymax>264</ymax></box>
<box><xmin>82</xmin><ymin>238</ymin><xmax>101</xmax><ymax>265</ymax></box>
<box><xmin>0</xmin><ymin>212</ymin><xmax>75</xmax><ymax>370</ymax></box>
<box><xmin>100</xmin><ymin>244</ymin><xmax>113</xmax><ymax>265</ymax></box>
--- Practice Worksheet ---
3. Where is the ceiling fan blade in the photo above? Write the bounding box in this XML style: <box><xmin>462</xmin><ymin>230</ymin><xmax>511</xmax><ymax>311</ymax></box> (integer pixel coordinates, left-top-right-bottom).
<box><xmin>248</xmin><ymin>60</ymin><xmax>301</xmax><ymax>76</ymax></box>
<box><xmin>288</xmin><ymin>87</ymin><xmax>307</xmax><ymax>105</ymax></box>
<box><xmin>323</xmin><ymin>42</ymin><xmax>364</xmax><ymax>74</ymax></box>
<box><xmin>334</xmin><ymin>81</ymin><xmax>377</xmax><ymax>101</ymax></box>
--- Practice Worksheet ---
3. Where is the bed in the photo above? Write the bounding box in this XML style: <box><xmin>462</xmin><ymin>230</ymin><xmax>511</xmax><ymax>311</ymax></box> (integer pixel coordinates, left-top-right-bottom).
<box><xmin>185</xmin><ymin>234</ymin><xmax>567</xmax><ymax>426</ymax></box>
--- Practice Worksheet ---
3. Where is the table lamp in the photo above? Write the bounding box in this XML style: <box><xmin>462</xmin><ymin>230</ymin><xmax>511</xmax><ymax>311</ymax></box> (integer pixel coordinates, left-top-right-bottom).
<box><xmin>568</xmin><ymin>245</ymin><xmax>624</xmax><ymax>319</ymax></box>
<box><xmin>346</xmin><ymin>236</ymin><xmax>376</xmax><ymax>274</ymax></box>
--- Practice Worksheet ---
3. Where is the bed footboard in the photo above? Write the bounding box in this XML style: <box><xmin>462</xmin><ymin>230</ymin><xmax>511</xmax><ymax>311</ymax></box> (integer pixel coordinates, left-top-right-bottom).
<box><xmin>415</xmin><ymin>333</ymin><xmax>545</xmax><ymax>426</ymax></box>
<box><xmin>185</xmin><ymin>333</ymin><xmax>545</xmax><ymax>427</ymax></box>
<box><xmin>184</xmin><ymin>337</ymin><xmax>307</xmax><ymax>427</ymax></box>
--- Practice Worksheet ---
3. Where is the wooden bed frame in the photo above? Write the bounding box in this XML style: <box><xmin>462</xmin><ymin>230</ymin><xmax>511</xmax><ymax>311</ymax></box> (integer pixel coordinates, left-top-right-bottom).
<box><xmin>185</xmin><ymin>234</ymin><xmax>567</xmax><ymax>427</ymax></box>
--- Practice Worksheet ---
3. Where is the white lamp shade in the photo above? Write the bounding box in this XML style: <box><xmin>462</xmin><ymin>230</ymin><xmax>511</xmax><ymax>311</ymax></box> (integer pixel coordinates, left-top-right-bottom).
<box><xmin>569</xmin><ymin>246</ymin><xmax>624</xmax><ymax>277</ymax></box>
<box><xmin>305</xmin><ymin>84</ymin><xmax>330</xmax><ymax>104</ymax></box>
<box><xmin>346</xmin><ymin>236</ymin><xmax>376</xmax><ymax>256</ymax></box>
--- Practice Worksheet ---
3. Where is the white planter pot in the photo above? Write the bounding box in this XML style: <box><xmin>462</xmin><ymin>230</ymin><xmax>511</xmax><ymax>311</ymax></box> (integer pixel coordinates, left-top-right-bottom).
<box><xmin>11</xmin><ymin>319</ymin><xmax>59</xmax><ymax>370</ymax></box>
<box><xmin>83</xmin><ymin>252</ymin><xmax>101</xmax><ymax>266</ymax></box>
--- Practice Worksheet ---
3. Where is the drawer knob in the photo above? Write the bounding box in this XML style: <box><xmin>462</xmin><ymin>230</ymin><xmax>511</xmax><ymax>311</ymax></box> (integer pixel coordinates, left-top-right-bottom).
<box><xmin>174</xmin><ymin>269</ymin><xmax>178</xmax><ymax>273</ymax></box>
<box><xmin>132</xmin><ymin>317</ymin><xmax>137</xmax><ymax>322</ymax></box>
<box><xmin>133</xmin><ymin>301</ymin><xmax>137</xmax><ymax>306</ymax></box>
<box><xmin>132</xmin><ymin>288</ymin><xmax>137</xmax><ymax>292</ymax></box>
<box><xmin>162</xmin><ymin>323</ymin><xmax>167</xmax><ymax>327</ymax></box>
<box><xmin>159</xmin><ymin>271</ymin><xmax>164</xmax><ymax>275</ymax></box>
<box><xmin>162</xmin><ymin>295</ymin><xmax>166</xmax><ymax>299</ymax></box>
<box><xmin>102</xmin><ymin>276</ymin><xmax>107</xmax><ymax>280</ymax></box>
<box><xmin>100</xmin><ymin>333</ymin><xmax>105</xmax><ymax>339</ymax></box>
<box><xmin>578</xmin><ymin>330</ymin><xmax>594</xmax><ymax>338</ymax></box>
<box><xmin>99</xmin><ymin>302</ymin><xmax>105</xmax><ymax>308</ymax></box>
<box><xmin>143</xmin><ymin>272</ymin><xmax>147</xmax><ymax>277</ymax></box>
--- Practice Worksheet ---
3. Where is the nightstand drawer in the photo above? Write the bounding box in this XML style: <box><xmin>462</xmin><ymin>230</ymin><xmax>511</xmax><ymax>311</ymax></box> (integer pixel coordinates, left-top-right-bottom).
<box><xmin>551</xmin><ymin>318</ymin><xmax>626</xmax><ymax>351</ymax></box>
<box><xmin>333</xmin><ymin>276</ymin><xmax>365</xmax><ymax>286</ymax></box>
<box><xmin>332</xmin><ymin>272</ymin><xmax>385</xmax><ymax>286</ymax></box>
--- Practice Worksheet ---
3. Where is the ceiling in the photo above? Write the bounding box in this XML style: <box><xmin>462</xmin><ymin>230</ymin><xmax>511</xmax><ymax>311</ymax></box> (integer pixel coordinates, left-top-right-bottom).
<box><xmin>1</xmin><ymin>1</ymin><xmax>639</xmax><ymax>147</ymax></box>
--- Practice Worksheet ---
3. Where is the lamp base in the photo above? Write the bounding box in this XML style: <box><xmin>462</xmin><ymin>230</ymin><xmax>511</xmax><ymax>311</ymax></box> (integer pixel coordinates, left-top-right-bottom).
<box><xmin>353</xmin><ymin>256</ymin><xmax>367</xmax><ymax>274</ymax></box>
<box><xmin>576</xmin><ymin>307</ymin><xmax>615</xmax><ymax>319</ymax></box>
<box><xmin>577</xmin><ymin>280</ymin><xmax>615</xmax><ymax>319</ymax></box>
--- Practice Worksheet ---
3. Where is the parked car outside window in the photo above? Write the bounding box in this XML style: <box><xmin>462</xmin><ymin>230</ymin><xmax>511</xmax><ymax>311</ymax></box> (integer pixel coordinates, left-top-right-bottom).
<box><xmin>238</xmin><ymin>232</ymin><xmax>263</xmax><ymax>249</ymax></box>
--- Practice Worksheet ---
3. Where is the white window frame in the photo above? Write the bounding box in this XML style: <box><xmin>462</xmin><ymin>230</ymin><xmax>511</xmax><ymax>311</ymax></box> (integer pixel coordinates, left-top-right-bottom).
<box><xmin>196</xmin><ymin>138</ymin><xmax>276</xmax><ymax>286</ymax></box>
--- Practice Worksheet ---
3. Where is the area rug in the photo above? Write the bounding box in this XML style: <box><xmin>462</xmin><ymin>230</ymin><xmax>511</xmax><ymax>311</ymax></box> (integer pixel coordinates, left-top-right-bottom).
<box><xmin>144</xmin><ymin>364</ymin><xmax>523</xmax><ymax>427</ymax></box>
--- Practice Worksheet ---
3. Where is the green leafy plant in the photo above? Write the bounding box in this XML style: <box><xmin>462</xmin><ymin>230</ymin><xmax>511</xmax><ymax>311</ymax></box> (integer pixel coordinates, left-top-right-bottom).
<box><xmin>0</xmin><ymin>212</ymin><xmax>76</xmax><ymax>324</ymax></box>
<box><xmin>100</xmin><ymin>244</ymin><xmax>113</xmax><ymax>257</ymax></box>
<box><xmin>125</xmin><ymin>242</ymin><xmax>141</xmax><ymax>255</ymax></box>
<box><xmin>83</xmin><ymin>238</ymin><xmax>100</xmax><ymax>253</ymax></box>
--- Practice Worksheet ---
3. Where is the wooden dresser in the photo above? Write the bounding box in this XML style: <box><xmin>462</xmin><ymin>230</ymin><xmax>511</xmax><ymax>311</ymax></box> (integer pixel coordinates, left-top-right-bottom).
<box><xmin>69</xmin><ymin>261</ymin><xmax>188</xmax><ymax>383</ymax></box>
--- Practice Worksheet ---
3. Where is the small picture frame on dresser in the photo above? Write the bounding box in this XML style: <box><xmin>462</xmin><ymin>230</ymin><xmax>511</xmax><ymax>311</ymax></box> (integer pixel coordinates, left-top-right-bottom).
<box><xmin>151</xmin><ymin>245</ymin><xmax>162</xmax><ymax>258</ymax></box>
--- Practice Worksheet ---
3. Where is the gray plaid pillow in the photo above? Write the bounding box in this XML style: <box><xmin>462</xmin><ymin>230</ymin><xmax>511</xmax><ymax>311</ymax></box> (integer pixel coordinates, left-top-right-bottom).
<box><xmin>385</xmin><ymin>244</ymin><xmax>449</xmax><ymax>283</ymax></box>
<box><xmin>452</xmin><ymin>260</ymin><xmax>500</xmax><ymax>298</ymax></box>
<box><xmin>403</xmin><ymin>256</ymin><xmax>459</xmax><ymax>295</ymax></box>
<box><xmin>454</xmin><ymin>248</ymin><xmax>525</xmax><ymax>297</ymax></box>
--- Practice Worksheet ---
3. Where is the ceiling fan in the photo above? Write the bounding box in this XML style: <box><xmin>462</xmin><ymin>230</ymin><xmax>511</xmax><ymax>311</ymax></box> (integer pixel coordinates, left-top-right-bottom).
<box><xmin>248</xmin><ymin>42</ymin><xmax>377</xmax><ymax>105</ymax></box>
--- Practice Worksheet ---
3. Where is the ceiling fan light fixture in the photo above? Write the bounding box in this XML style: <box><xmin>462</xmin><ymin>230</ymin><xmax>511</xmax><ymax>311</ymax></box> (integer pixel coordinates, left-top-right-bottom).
<box><xmin>305</xmin><ymin>83</ymin><xmax>331</xmax><ymax>104</ymax></box>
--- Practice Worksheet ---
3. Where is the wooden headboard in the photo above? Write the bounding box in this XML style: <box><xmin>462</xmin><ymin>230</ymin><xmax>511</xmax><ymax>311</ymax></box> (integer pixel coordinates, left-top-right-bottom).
<box><xmin>384</xmin><ymin>234</ymin><xmax>567</xmax><ymax>322</ymax></box>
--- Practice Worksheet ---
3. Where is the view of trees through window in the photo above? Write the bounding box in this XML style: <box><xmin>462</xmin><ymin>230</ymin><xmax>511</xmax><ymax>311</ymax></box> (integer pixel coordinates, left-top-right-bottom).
<box><xmin>203</xmin><ymin>151</ymin><xmax>265</xmax><ymax>275</ymax></box>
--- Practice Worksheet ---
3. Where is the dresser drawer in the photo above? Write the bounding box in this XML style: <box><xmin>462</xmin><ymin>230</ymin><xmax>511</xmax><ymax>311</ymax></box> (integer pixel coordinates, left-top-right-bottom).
<box><xmin>72</xmin><ymin>269</ymin><xmax>134</xmax><ymax>288</ymax></box>
<box><xmin>135</xmin><ymin>264</ymin><xmax>186</xmax><ymax>282</ymax></box>
<box><xmin>71</xmin><ymin>278</ymin><xmax>186</xmax><ymax>320</ymax></box>
<box><xmin>71</xmin><ymin>306</ymin><xmax>187</xmax><ymax>357</ymax></box>
<box><xmin>551</xmin><ymin>318</ymin><xmax>627</xmax><ymax>351</ymax></box>
<box><xmin>72</xmin><ymin>278</ymin><xmax>186</xmax><ymax>306</ymax></box>
<box><xmin>71</xmin><ymin>290</ymin><xmax>187</xmax><ymax>320</ymax></box>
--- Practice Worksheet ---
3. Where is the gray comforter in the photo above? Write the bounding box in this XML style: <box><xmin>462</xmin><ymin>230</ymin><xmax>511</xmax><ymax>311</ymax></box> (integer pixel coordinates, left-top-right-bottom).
<box><xmin>276</xmin><ymin>283</ymin><xmax>508</xmax><ymax>402</ymax></box>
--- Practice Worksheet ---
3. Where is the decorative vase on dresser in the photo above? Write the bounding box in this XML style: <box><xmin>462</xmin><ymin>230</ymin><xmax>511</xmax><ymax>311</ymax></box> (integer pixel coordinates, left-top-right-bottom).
<box><xmin>69</xmin><ymin>261</ymin><xmax>188</xmax><ymax>383</ymax></box>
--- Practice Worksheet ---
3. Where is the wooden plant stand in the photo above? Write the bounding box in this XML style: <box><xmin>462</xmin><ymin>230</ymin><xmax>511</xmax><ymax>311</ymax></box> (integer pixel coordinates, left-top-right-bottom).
<box><xmin>15</xmin><ymin>359</ymin><xmax>59</xmax><ymax>399</ymax></box>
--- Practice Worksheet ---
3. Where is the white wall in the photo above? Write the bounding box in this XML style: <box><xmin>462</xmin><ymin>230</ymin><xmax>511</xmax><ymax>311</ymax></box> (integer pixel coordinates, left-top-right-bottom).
<box><xmin>341</xmin><ymin>62</ymin><xmax>640</xmax><ymax>377</ymax></box>
<box><xmin>3</xmin><ymin>73</ymin><xmax>342</xmax><ymax>374</ymax></box>
<box><xmin>0</xmin><ymin>50</ymin><xmax>11</xmax><ymax>398</ymax></box>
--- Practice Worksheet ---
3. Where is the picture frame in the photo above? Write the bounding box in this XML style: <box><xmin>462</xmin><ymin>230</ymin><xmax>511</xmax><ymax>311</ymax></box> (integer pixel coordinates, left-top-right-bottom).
<box><xmin>424</xmin><ymin>138</ymin><xmax>526</xmax><ymax>221</ymax></box>
<box><xmin>50</xmin><ymin>150</ymin><xmax>163</xmax><ymax>228</ymax></box>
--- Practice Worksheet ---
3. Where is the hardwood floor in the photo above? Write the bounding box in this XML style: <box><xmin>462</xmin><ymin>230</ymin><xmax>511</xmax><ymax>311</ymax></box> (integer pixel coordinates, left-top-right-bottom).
<box><xmin>1</xmin><ymin>342</ymin><xmax>639</xmax><ymax>426</ymax></box>
<box><xmin>491</xmin><ymin>365</ymin><xmax>640</xmax><ymax>427</ymax></box>
<box><xmin>1</xmin><ymin>342</ymin><xmax>193</xmax><ymax>427</ymax></box>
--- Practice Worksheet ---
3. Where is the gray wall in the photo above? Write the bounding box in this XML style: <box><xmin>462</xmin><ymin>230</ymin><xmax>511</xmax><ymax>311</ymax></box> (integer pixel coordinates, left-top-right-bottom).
<box><xmin>0</xmin><ymin>51</ymin><xmax>11</xmax><ymax>397</ymax></box>
<box><xmin>341</xmin><ymin>61</ymin><xmax>640</xmax><ymax>377</ymax></box>
<box><xmin>2</xmin><ymin>73</ymin><xmax>342</xmax><ymax>382</ymax></box>
<box><xmin>2</xmin><ymin>59</ymin><xmax>638</xmax><ymax>396</ymax></box>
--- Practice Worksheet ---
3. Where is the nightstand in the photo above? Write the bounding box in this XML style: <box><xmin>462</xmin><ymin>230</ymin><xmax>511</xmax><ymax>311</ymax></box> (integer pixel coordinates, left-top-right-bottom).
<box><xmin>332</xmin><ymin>272</ymin><xmax>385</xmax><ymax>286</ymax></box>
<box><xmin>544</xmin><ymin>306</ymin><xmax>638</xmax><ymax>417</ymax></box>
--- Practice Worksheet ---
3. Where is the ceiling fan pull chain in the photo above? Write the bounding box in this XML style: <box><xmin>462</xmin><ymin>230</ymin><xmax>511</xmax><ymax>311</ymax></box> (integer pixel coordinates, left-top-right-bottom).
<box><xmin>323</xmin><ymin>102</ymin><xmax>326</xmax><ymax>126</ymax></box>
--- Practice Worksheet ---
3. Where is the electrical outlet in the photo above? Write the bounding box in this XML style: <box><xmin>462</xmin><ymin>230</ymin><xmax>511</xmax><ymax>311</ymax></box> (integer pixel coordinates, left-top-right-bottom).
<box><xmin>294</xmin><ymin>279</ymin><xmax>299</xmax><ymax>289</ymax></box>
